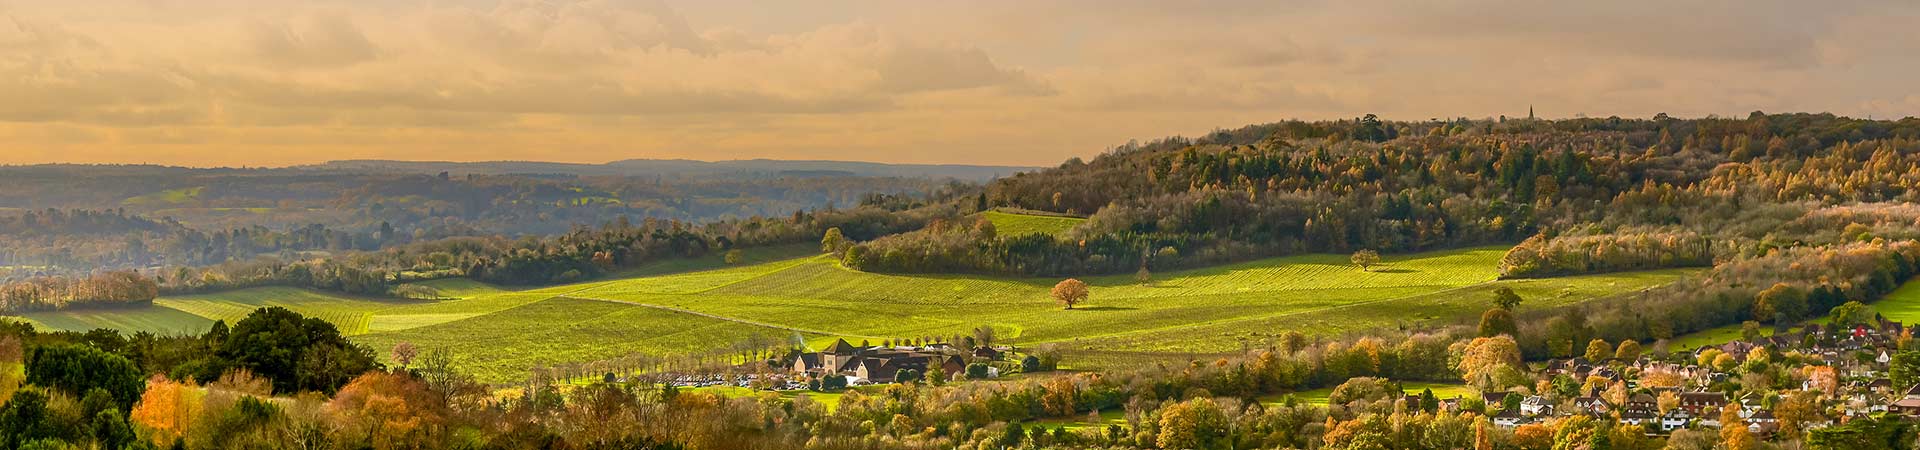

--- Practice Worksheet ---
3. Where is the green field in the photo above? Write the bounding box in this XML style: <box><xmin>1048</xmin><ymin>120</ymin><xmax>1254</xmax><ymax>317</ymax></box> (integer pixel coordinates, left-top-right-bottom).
<box><xmin>1670</xmin><ymin>278</ymin><xmax>1920</xmax><ymax>350</ymax></box>
<box><xmin>1264</xmin><ymin>381</ymin><xmax>1476</xmax><ymax>406</ymax></box>
<box><xmin>1862</xmin><ymin>280</ymin><xmax>1920</xmax><ymax>323</ymax></box>
<box><xmin>360</xmin><ymin>245</ymin><xmax>1688</xmax><ymax>382</ymax></box>
<box><xmin>4</xmin><ymin>245</ymin><xmax>1694</xmax><ymax>384</ymax></box>
<box><xmin>10</xmin><ymin>287</ymin><xmax>436</xmax><ymax>336</ymax></box>
<box><xmin>984</xmin><ymin>210</ymin><xmax>1084</xmax><ymax>237</ymax></box>
<box><xmin>121</xmin><ymin>186</ymin><xmax>204</xmax><ymax>206</ymax></box>
<box><xmin>2</xmin><ymin>245</ymin><xmax>818</xmax><ymax>337</ymax></box>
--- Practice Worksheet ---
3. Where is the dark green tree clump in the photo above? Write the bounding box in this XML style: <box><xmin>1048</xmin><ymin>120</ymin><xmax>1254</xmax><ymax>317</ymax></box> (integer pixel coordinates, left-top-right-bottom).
<box><xmin>209</xmin><ymin>306</ymin><xmax>380</xmax><ymax>394</ymax></box>
<box><xmin>25</xmin><ymin>344</ymin><xmax>146</xmax><ymax>410</ymax></box>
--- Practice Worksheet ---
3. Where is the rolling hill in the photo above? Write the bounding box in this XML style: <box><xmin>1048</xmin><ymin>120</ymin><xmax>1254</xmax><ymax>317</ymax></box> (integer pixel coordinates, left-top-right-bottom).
<box><xmin>356</xmin><ymin>245</ymin><xmax>1692</xmax><ymax>382</ymax></box>
<box><xmin>305</xmin><ymin>158</ymin><xmax>1040</xmax><ymax>182</ymax></box>
<box><xmin>7</xmin><ymin>243</ymin><xmax>1695</xmax><ymax>384</ymax></box>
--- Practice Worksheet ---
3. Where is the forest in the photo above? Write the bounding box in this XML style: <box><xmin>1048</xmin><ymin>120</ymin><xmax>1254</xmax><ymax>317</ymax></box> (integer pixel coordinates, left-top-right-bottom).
<box><xmin>0</xmin><ymin>165</ymin><xmax>973</xmax><ymax>275</ymax></box>
<box><xmin>849</xmin><ymin>113</ymin><xmax>1920</xmax><ymax>277</ymax></box>
<box><xmin>0</xmin><ymin>200</ymin><xmax>952</xmax><ymax>313</ymax></box>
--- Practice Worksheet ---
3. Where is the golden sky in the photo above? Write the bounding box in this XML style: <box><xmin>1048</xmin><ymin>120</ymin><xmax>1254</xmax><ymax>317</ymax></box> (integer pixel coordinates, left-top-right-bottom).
<box><xmin>2</xmin><ymin>0</ymin><xmax>1918</xmax><ymax>167</ymax></box>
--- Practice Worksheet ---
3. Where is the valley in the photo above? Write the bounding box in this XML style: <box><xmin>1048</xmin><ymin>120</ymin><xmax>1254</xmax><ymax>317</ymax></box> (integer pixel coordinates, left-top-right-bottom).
<box><xmin>7</xmin><ymin>235</ymin><xmax>1695</xmax><ymax>383</ymax></box>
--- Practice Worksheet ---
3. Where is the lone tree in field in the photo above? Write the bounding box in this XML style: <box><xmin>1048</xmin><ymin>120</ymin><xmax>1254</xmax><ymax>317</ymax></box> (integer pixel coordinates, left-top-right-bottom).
<box><xmin>1052</xmin><ymin>278</ymin><xmax>1090</xmax><ymax>309</ymax></box>
<box><xmin>1491</xmin><ymin>287</ymin><xmax>1523</xmax><ymax>310</ymax></box>
<box><xmin>391</xmin><ymin>342</ymin><xmax>418</xmax><ymax>368</ymax></box>
<box><xmin>724</xmin><ymin>249</ymin><xmax>744</xmax><ymax>265</ymax></box>
<box><xmin>1350</xmin><ymin>249</ymin><xmax>1381</xmax><ymax>271</ymax></box>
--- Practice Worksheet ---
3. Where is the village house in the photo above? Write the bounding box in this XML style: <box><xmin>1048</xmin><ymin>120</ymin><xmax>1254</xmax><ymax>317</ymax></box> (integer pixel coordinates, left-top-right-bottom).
<box><xmin>1658</xmin><ymin>408</ymin><xmax>1692</xmax><ymax>432</ymax></box>
<box><xmin>1475</xmin><ymin>318</ymin><xmax>1916</xmax><ymax>435</ymax></box>
<box><xmin>782</xmin><ymin>338</ymin><xmax>989</xmax><ymax>384</ymax></box>
<box><xmin>1490</xmin><ymin>408</ymin><xmax>1527</xmax><ymax>428</ymax></box>
<box><xmin>1519</xmin><ymin>395</ymin><xmax>1553</xmax><ymax>416</ymax></box>
<box><xmin>1677</xmin><ymin>391</ymin><xmax>1727</xmax><ymax>415</ymax></box>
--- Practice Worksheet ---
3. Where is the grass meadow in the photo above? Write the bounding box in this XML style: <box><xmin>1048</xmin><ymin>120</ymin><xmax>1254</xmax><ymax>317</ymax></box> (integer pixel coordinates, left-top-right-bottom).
<box><xmin>983</xmin><ymin>210</ymin><xmax>1085</xmax><ymax>237</ymax></box>
<box><xmin>1669</xmin><ymin>278</ymin><xmax>1920</xmax><ymax>351</ymax></box>
<box><xmin>5</xmin><ymin>243</ymin><xmax>1696</xmax><ymax>383</ymax></box>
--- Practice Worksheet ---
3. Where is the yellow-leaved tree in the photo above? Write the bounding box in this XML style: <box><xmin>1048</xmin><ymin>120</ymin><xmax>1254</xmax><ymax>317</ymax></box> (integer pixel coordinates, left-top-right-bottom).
<box><xmin>329</xmin><ymin>370</ymin><xmax>448</xmax><ymax>450</ymax></box>
<box><xmin>1457</xmin><ymin>335</ymin><xmax>1523</xmax><ymax>390</ymax></box>
<box><xmin>130</xmin><ymin>374</ymin><xmax>205</xmax><ymax>447</ymax></box>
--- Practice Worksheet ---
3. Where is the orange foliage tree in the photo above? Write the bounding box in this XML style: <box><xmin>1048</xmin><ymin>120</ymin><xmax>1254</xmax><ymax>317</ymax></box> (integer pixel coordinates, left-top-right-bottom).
<box><xmin>328</xmin><ymin>370</ymin><xmax>448</xmax><ymax>450</ymax></box>
<box><xmin>130</xmin><ymin>374</ymin><xmax>204</xmax><ymax>447</ymax></box>
<box><xmin>1050</xmin><ymin>278</ymin><xmax>1090</xmax><ymax>309</ymax></box>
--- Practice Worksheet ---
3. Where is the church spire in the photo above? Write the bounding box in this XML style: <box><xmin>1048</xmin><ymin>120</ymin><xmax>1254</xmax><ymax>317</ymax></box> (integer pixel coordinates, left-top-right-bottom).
<box><xmin>1528</xmin><ymin>105</ymin><xmax>1535</xmax><ymax>120</ymax></box>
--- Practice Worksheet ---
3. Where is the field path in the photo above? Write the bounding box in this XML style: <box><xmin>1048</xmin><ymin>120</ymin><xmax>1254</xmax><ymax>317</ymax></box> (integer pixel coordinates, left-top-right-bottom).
<box><xmin>557</xmin><ymin>295</ymin><xmax>881</xmax><ymax>339</ymax></box>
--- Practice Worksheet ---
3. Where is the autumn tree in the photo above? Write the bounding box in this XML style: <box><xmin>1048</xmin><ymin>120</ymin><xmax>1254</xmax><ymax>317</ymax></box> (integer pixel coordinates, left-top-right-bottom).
<box><xmin>1614</xmin><ymin>340</ymin><xmax>1641</xmax><ymax>361</ymax></box>
<box><xmin>1775</xmin><ymin>390</ymin><xmax>1824</xmax><ymax>438</ymax></box>
<box><xmin>1721</xmin><ymin>403</ymin><xmax>1755</xmax><ymax>450</ymax></box>
<box><xmin>1350</xmin><ymin>249</ymin><xmax>1381</xmax><ymax>271</ymax></box>
<box><xmin>1158</xmin><ymin>398</ymin><xmax>1229</xmax><ymax>450</ymax></box>
<box><xmin>1804</xmin><ymin>366</ymin><xmax>1839</xmax><ymax>396</ymax></box>
<box><xmin>1051</xmin><ymin>278</ymin><xmax>1090</xmax><ymax>310</ymax></box>
<box><xmin>1041</xmin><ymin>376</ymin><xmax>1078</xmax><ymax>416</ymax></box>
<box><xmin>329</xmin><ymin>371</ymin><xmax>448</xmax><ymax>450</ymax></box>
<box><xmin>129</xmin><ymin>375</ymin><xmax>203</xmax><ymax>447</ymax></box>
<box><xmin>820</xmin><ymin>227</ymin><xmax>847</xmax><ymax>256</ymax></box>
<box><xmin>0</xmin><ymin>336</ymin><xmax>18</xmax><ymax>404</ymax></box>
<box><xmin>1458</xmin><ymin>336</ymin><xmax>1523</xmax><ymax>390</ymax></box>
<box><xmin>724</xmin><ymin>249</ymin><xmax>744</xmax><ymax>265</ymax></box>
<box><xmin>1583</xmin><ymin>339</ymin><xmax>1611</xmax><ymax>361</ymax></box>
<box><xmin>391</xmin><ymin>342</ymin><xmax>418</xmax><ymax>368</ymax></box>
<box><xmin>1656</xmin><ymin>391</ymin><xmax>1679</xmax><ymax>415</ymax></box>
<box><xmin>1755</xmin><ymin>282</ymin><xmax>1809</xmax><ymax>324</ymax></box>
<box><xmin>1468</xmin><ymin>417</ymin><xmax>1491</xmax><ymax>450</ymax></box>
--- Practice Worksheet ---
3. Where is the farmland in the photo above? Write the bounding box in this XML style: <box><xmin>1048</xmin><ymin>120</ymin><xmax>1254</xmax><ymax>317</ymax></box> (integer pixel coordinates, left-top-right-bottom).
<box><xmin>363</xmin><ymin>245</ymin><xmax>1691</xmax><ymax>382</ymax></box>
<box><xmin>3</xmin><ymin>244</ymin><xmax>1694</xmax><ymax>384</ymax></box>
<box><xmin>1266</xmin><ymin>381</ymin><xmax>1477</xmax><ymax>406</ymax></box>
<box><xmin>1668</xmin><ymin>278</ymin><xmax>1920</xmax><ymax>350</ymax></box>
<box><xmin>983</xmin><ymin>210</ymin><xmax>1084</xmax><ymax>237</ymax></box>
<box><xmin>120</xmin><ymin>186</ymin><xmax>204</xmax><ymax>206</ymax></box>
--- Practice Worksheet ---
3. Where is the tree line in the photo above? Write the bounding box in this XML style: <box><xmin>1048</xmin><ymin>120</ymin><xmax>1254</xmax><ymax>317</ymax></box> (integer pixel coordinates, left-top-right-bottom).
<box><xmin>842</xmin><ymin>113</ymin><xmax>1920</xmax><ymax>280</ymax></box>
<box><xmin>0</xmin><ymin>201</ymin><xmax>949</xmax><ymax>313</ymax></box>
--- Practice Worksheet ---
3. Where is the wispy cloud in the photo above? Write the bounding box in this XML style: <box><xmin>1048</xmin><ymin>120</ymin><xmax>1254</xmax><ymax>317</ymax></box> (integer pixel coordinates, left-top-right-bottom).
<box><xmin>0</xmin><ymin>0</ymin><xmax>1915</xmax><ymax>167</ymax></box>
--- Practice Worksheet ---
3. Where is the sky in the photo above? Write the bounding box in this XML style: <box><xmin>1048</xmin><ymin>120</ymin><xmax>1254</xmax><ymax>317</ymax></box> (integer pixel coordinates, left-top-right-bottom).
<box><xmin>2</xmin><ymin>0</ymin><xmax>1918</xmax><ymax>168</ymax></box>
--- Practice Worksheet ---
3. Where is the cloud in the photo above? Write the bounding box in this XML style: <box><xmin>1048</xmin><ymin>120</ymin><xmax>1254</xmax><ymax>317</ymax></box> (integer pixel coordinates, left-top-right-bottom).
<box><xmin>0</xmin><ymin>0</ymin><xmax>1917</xmax><ymax>167</ymax></box>
<box><xmin>244</xmin><ymin>12</ymin><xmax>381</xmax><ymax>68</ymax></box>
<box><xmin>870</xmin><ymin>43</ymin><xmax>1053</xmax><ymax>94</ymax></box>
<box><xmin>0</xmin><ymin>0</ymin><xmax>1051</xmax><ymax>129</ymax></box>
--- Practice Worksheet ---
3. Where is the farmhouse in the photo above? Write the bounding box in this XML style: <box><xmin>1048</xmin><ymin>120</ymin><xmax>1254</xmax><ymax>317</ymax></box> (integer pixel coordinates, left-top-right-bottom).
<box><xmin>782</xmin><ymin>338</ymin><xmax>988</xmax><ymax>384</ymax></box>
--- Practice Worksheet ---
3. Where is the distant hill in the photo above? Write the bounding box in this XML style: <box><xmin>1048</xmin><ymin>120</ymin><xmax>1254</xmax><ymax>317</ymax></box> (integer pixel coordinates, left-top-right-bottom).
<box><xmin>304</xmin><ymin>159</ymin><xmax>1038</xmax><ymax>182</ymax></box>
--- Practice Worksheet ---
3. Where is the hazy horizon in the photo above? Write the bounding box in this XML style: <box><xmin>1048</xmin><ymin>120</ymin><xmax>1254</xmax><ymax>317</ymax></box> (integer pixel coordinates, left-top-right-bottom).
<box><xmin>3</xmin><ymin>0</ymin><xmax>1918</xmax><ymax>167</ymax></box>
<box><xmin>0</xmin><ymin>156</ymin><xmax>1047</xmax><ymax>170</ymax></box>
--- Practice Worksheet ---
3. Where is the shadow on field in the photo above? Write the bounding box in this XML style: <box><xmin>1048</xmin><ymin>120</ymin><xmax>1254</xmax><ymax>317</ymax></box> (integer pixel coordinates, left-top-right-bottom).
<box><xmin>1074</xmin><ymin>306</ymin><xmax>1138</xmax><ymax>311</ymax></box>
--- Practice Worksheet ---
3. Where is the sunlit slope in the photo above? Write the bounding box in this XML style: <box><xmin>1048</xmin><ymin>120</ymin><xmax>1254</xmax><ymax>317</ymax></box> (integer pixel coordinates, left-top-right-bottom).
<box><xmin>983</xmin><ymin>210</ymin><xmax>1085</xmax><ymax>237</ymax></box>
<box><xmin>5</xmin><ymin>242</ymin><xmax>1696</xmax><ymax>383</ymax></box>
